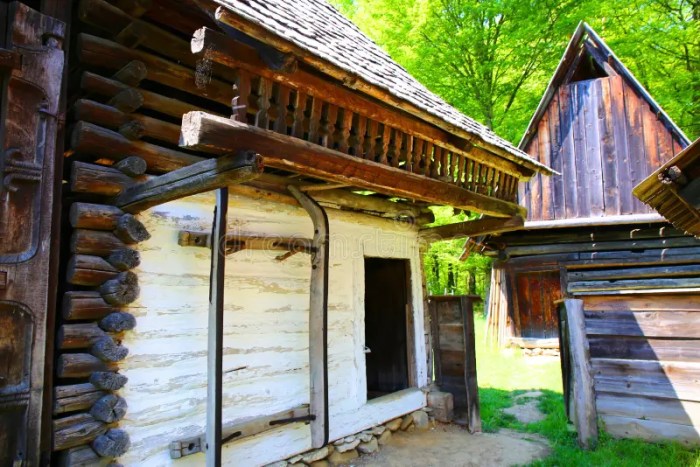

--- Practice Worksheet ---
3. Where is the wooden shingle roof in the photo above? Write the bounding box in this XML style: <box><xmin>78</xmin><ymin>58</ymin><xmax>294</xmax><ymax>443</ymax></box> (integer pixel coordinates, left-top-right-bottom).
<box><xmin>214</xmin><ymin>0</ymin><xmax>550</xmax><ymax>174</ymax></box>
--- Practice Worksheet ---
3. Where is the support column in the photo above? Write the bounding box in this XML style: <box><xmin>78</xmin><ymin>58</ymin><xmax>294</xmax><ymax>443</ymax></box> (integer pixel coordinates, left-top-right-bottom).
<box><xmin>206</xmin><ymin>188</ymin><xmax>228</xmax><ymax>467</ymax></box>
<box><xmin>288</xmin><ymin>186</ymin><xmax>329</xmax><ymax>448</ymax></box>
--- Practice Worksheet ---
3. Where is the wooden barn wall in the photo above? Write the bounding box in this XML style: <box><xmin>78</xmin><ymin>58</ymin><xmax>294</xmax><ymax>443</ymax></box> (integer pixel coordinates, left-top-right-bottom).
<box><xmin>117</xmin><ymin>192</ymin><xmax>428</xmax><ymax>466</ymax></box>
<box><xmin>581</xmin><ymin>294</ymin><xmax>700</xmax><ymax>444</ymax></box>
<box><xmin>519</xmin><ymin>75</ymin><xmax>685</xmax><ymax>222</ymax></box>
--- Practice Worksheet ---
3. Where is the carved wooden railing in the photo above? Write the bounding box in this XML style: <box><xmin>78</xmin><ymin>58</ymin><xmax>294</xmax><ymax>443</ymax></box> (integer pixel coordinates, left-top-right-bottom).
<box><xmin>231</xmin><ymin>70</ymin><xmax>519</xmax><ymax>202</ymax></box>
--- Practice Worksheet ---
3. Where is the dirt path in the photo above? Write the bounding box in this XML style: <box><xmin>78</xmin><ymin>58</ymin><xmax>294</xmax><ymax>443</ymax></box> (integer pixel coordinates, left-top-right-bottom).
<box><xmin>353</xmin><ymin>423</ymin><xmax>551</xmax><ymax>467</ymax></box>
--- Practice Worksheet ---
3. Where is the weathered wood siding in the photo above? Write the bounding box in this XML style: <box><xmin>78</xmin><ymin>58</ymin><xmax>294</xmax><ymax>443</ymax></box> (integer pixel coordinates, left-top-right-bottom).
<box><xmin>581</xmin><ymin>293</ymin><xmax>700</xmax><ymax>444</ymax></box>
<box><xmin>520</xmin><ymin>75</ymin><xmax>684</xmax><ymax>222</ymax></box>
<box><xmin>512</xmin><ymin>270</ymin><xmax>562</xmax><ymax>339</ymax></box>
<box><xmin>118</xmin><ymin>192</ymin><xmax>427</xmax><ymax>466</ymax></box>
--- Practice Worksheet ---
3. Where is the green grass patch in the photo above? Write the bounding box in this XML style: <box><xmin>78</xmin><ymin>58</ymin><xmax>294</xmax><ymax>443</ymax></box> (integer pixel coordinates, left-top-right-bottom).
<box><xmin>474</xmin><ymin>314</ymin><xmax>700</xmax><ymax>466</ymax></box>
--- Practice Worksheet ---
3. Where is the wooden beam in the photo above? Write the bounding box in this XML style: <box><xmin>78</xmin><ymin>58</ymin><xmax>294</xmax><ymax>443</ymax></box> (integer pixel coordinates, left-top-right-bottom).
<box><xmin>206</xmin><ymin>188</ymin><xmax>227</xmax><ymax>467</ymax></box>
<box><xmin>288</xmin><ymin>186</ymin><xmax>329</xmax><ymax>448</ymax></box>
<box><xmin>180</xmin><ymin>112</ymin><xmax>525</xmax><ymax>218</ymax></box>
<box><xmin>113</xmin><ymin>151</ymin><xmax>263</xmax><ymax>213</ymax></box>
<box><xmin>178</xmin><ymin>231</ymin><xmax>314</xmax><ymax>255</ymax></box>
<box><xmin>170</xmin><ymin>406</ymin><xmax>310</xmax><ymax>459</ymax></box>
<box><xmin>250</xmin><ymin>173</ymin><xmax>434</xmax><ymax>223</ymax></box>
<box><xmin>419</xmin><ymin>216</ymin><xmax>524</xmax><ymax>242</ymax></box>
<box><xmin>561</xmin><ymin>299</ymin><xmax>598</xmax><ymax>449</ymax></box>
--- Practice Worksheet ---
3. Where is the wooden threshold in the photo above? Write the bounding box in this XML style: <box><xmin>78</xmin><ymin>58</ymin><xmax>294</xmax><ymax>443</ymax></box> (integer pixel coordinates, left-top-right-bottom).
<box><xmin>180</xmin><ymin>112</ymin><xmax>526</xmax><ymax>219</ymax></box>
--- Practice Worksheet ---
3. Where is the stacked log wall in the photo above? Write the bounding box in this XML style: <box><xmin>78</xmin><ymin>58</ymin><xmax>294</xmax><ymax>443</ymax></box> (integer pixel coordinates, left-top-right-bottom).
<box><xmin>486</xmin><ymin>225</ymin><xmax>700</xmax><ymax>341</ymax></box>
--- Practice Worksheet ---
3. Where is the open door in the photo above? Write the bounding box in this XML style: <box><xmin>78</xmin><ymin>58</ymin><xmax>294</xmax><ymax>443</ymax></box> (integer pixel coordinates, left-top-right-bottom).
<box><xmin>364</xmin><ymin>258</ymin><xmax>411</xmax><ymax>399</ymax></box>
<box><xmin>0</xmin><ymin>3</ymin><xmax>65</xmax><ymax>464</ymax></box>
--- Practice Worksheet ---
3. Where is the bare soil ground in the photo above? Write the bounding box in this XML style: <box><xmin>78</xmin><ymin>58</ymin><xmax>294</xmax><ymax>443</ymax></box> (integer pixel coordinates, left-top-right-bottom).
<box><xmin>353</xmin><ymin>423</ymin><xmax>551</xmax><ymax>467</ymax></box>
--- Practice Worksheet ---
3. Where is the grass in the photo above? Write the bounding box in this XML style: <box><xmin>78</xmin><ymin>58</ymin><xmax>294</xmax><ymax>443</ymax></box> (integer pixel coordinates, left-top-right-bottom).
<box><xmin>473</xmin><ymin>314</ymin><xmax>700</xmax><ymax>466</ymax></box>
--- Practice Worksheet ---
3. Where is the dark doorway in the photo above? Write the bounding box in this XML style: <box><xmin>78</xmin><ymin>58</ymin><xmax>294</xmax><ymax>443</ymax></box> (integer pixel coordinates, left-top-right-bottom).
<box><xmin>364</xmin><ymin>258</ymin><xmax>411</xmax><ymax>399</ymax></box>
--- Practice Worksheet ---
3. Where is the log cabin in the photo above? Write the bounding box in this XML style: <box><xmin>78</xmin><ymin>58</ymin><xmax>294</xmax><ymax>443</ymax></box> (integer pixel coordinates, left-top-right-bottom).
<box><xmin>477</xmin><ymin>23</ymin><xmax>700</xmax><ymax>446</ymax></box>
<box><xmin>0</xmin><ymin>1</ymin><xmax>548</xmax><ymax>465</ymax></box>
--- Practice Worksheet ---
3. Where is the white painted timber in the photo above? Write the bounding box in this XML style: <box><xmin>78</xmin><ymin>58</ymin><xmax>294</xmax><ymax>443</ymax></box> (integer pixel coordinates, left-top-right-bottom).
<box><xmin>117</xmin><ymin>191</ymin><xmax>428</xmax><ymax>466</ymax></box>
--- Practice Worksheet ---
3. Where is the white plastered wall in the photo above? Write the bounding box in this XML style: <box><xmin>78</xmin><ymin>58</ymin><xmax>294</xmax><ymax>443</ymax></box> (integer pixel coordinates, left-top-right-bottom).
<box><xmin>117</xmin><ymin>191</ymin><xmax>428</xmax><ymax>466</ymax></box>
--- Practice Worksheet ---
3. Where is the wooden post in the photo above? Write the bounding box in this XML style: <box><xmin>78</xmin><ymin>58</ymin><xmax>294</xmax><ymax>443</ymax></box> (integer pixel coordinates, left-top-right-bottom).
<box><xmin>288</xmin><ymin>186</ymin><xmax>329</xmax><ymax>449</ymax></box>
<box><xmin>206</xmin><ymin>188</ymin><xmax>228</xmax><ymax>467</ymax></box>
<box><xmin>461</xmin><ymin>296</ymin><xmax>481</xmax><ymax>433</ymax></box>
<box><xmin>563</xmin><ymin>298</ymin><xmax>598</xmax><ymax>449</ymax></box>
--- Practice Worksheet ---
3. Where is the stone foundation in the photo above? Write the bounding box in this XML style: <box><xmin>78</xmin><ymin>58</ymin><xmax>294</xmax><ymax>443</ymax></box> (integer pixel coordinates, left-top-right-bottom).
<box><xmin>265</xmin><ymin>409</ymin><xmax>433</xmax><ymax>466</ymax></box>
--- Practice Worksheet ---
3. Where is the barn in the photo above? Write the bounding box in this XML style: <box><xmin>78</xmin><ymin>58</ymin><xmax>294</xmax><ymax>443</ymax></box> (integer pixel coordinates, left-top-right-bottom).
<box><xmin>482</xmin><ymin>22</ymin><xmax>698</xmax><ymax>348</ymax></box>
<box><xmin>0</xmin><ymin>1</ymin><xmax>547</xmax><ymax>465</ymax></box>
<box><xmin>478</xmin><ymin>22</ymin><xmax>700</xmax><ymax>447</ymax></box>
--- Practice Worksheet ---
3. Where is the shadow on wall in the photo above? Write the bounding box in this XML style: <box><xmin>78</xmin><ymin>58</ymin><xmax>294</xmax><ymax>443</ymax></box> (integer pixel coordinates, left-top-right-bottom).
<box><xmin>562</xmin><ymin>294</ymin><xmax>700</xmax><ymax>445</ymax></box>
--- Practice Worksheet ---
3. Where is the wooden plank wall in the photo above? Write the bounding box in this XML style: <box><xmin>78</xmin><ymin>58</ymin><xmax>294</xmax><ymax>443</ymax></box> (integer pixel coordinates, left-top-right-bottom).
<box><xmin>580</xmin><ymin>293</ymin><xmax>700</xmax><ymax>444</ymax></box>
<box><xmin>116</xmin><ymin>191</ymin><xmax>428</xmax><ymax>465</ymax></box>
<box><xmin>520</xmin><ymin>75</ymin><xmax>684</xmax><ymax>222</ymax></box>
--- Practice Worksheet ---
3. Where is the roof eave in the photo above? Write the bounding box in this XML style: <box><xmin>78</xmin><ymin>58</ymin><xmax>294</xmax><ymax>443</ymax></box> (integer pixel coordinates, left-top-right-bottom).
<box><xmin>209</xmin><ymin>1</ymin><xmax>553</xmax><ymax>177</ymax></box>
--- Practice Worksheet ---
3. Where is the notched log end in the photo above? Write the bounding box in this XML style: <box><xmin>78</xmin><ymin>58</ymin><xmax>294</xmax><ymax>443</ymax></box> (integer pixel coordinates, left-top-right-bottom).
<box><xmin>92</xmin><ymin>429</ymin><xmax>131</xmax><ymax>458</ymax></box>
<box><xmin>99</xmin><ymin>271</ymin><xmax>140</xmax><ymax>306</ymax></box>
<box><xmin>91</xmin><ymin>336</ymin><xmax>129</xmax><ymax>363</ymax></box>
<box><xmin>179</xmin><ymin>111</ymin><xmax>207</xmax><ymax>149</ymax></box>
<box><xmin>90</xmin><ymin>394</ymin><xmax>128</xmax><ymax>423</ymax></box>
<box><xmin>114</xmin><ymin>214</ymin><xmax>151</xmax><ymax>244</ymax></box>
<box><xmin>99</xmin><ymin>312</ymin><xmax>137</xmax><ymax>333</ymax></box>
<box><xmin>90</xmin><ymin>371</ymin><xmax>128</xmax><ymax>391</ymax></box>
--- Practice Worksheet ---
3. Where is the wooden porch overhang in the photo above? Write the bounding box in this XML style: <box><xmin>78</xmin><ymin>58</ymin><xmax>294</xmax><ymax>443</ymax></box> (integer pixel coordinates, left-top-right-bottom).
<box><xmin>634</xmin><ymin>138</ymin><xmax>700</xmax><ymax>237</ymax></box>
<box><xmin>180</xmin><ymin>112</ymin><xmax>527</xmax><ymax>219</ymax></box>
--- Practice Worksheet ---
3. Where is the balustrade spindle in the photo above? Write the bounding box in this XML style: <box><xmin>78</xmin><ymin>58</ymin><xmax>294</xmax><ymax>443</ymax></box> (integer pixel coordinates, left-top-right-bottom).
<box><xmin>251</xmin><ymin>76</ymin><xmax>272</xmax><ymax>129</ymax></box>
<box><xmin>401</xmin><ymin>134</ymin><xmax>414</xmax><ymax>172</ymax></box>
<box><xmin>273</xmin><ymin>85</ymin><xmax>291</xmax><ymax>134</ymax></box>
<box><xmin>335</xmin><ymin>109</ymin><xmax>352</xmax><ymax>153</ymax></box>
<box><xmin>431</xmin><ymin>146</ymin><xmax>442</xmax><ymax>178</ymax></box>
<box><xmin>412</xmin><ymin>139</ymin><xmax>424</xmax><ymax>174</ymax></box>
<box><xmin>364</xmin><ymin>120</ymin><xmax>378</xmax><ymax>161</ymax></box>
<box><xmin>292</xmin><ymin>91</ymin><xmax>307</xmax><ymax>138</ymax></box>
<box><xmin>423</xmin><ymin>142</ymin><xmax>434</xmax><ymax>177</ymax></box>
<box><xmin>321</xmin><ymin>104</ymin><xmax>338</xmax><ymax>148</ymax></box>
<box><xmin>307</xmin><ymin>98</ymin><xmax>323</xmax><ymax>144</ymax></box>
<box><xmin>378</xmin><ymin>124</ymin><xmax>390</xmax><ymax>165</ymax></box>
<box><xmin>233</xmin><ymin>70</ymin><xmax>252</xmax><ymax>123</ymax></box>
<box><xmin>348</xmin><ymin>114</ymin><xmax>363</xmax><ymax>156</ymax></box>
<box><xmin>468</xmin><ymin>162</ymin><xmax>478</xmax><ymax>191</ymax></box>
<box><xmin>450</xmin><ymin>151</ymin><xmax>459</xmax><ymax>181</ymax></box>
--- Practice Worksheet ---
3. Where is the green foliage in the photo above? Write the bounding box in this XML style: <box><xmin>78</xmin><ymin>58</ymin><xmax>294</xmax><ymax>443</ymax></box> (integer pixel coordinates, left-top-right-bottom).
<box><xmin>422</xmin><ymin>207</ymin><xmax>492</xmax><ymax>296</ymax></box>
<box><xmin>330</xmin><ymin>0</ymin><xmax>699</xmax><ymax>141</ymax></box>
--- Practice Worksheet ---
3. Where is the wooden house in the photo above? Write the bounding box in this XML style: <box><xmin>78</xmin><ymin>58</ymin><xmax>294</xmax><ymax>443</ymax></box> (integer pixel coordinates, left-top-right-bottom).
<box><xmin>0</xmin><ymin>1</ymin><xmax>547</xmax><ymax>465</ymax></box>
<box><xmin>482</xmin><ymin>22</ymin><xmax>698</xmax><ymax>347</ymax></box>
<box><xmin>479</xmin><ymin>23</ymin><xmax>700</xmax><ymax>446</ymax></box>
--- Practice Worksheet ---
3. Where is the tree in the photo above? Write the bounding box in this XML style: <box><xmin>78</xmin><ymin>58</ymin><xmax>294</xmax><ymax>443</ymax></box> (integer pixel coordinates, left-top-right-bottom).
<box><xmin>331</xmin><ymin>0</ymin><xmax>699</xmax><ymax>141</ymax></box>
<box><xmin>586</xmin><ymin>0</ymin><xmax>699</xmax><ymax>138</ymax></box>
<box><xmin>332</xmin><ymin>0</ymin><xmax>582</xmax><ymax>141</ymax></box>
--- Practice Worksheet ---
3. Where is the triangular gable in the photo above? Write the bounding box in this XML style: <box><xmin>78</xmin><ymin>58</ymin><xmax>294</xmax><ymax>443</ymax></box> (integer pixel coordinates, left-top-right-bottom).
<box><xmin>519</xmin><ymin>22</ymin><xmax>689</xmax><ymax>150</ymax></box>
